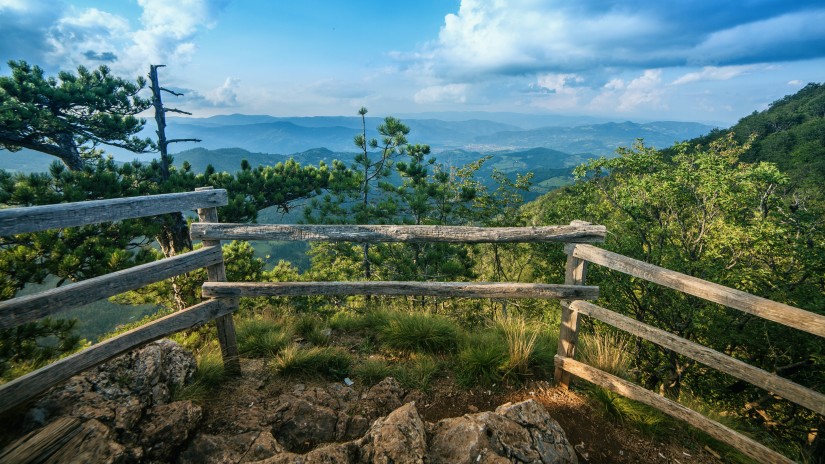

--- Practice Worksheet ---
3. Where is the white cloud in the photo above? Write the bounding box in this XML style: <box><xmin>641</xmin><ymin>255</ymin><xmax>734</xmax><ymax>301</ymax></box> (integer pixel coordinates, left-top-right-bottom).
<box><xmin>536</xmin><ymin>73</ymin><xmax>583</xmax><ymax>95</ymax></box>
<box><xmin>619</xmin><ymin>69</ymin><xmax>664</xmax><ymax>111</ymax></box>
<box><xmin>414</xmin><ymin>83</ymin><xmax>469</xmax><ymax>104</ymax></box>
<box><xmin>208</xmin><ymin>77</ymin><xmax>240</xmax><ymax>106</ymax></box>
<box><xmin>672</xmin><ymin>65</ymin><xmax>757</xmax><ymax>85</ymax></box>
<box><xmin>787</xmin><ymin>80</ymin><xmax>803</xmax><ymax>86</ymax></box>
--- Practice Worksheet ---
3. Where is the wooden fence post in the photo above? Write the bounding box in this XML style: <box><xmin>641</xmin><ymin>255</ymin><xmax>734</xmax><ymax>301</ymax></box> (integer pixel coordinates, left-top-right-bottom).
<box><xmin>195</xmin><ymin>187</ymin><xmax>241</xmax><ymax>376</ymax></box>
<box><xmin>555</xmin><ymin>221</ymin><xmax>590</xmax><ymax>388</ymax></box>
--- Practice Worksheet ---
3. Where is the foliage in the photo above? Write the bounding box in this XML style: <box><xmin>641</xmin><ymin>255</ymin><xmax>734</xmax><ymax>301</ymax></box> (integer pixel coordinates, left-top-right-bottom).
<box><xmin>0</xmin><ymin>60</ymin><xmax>153</xmax><ymax>170</ymax></box>
<box><xmin>394</xmin><ymin>353</ymin><xmax>439</xmax><ymax>391</ymax></box>
<box><xmin>456</xmin><ymin>331</ymin><xmax>507</xmax><ymax>387</ymax></box>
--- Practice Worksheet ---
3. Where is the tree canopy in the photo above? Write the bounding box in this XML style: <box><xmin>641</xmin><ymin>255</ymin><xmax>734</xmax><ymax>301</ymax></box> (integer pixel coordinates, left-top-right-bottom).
<box><xmin>0</xmin><ymin>60</ymin><xmax>154</xmax><ymax>170</ymax></box>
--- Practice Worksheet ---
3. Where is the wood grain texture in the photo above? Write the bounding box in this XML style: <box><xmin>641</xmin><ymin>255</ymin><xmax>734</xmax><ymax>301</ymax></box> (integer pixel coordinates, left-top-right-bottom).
<box><xmin>555</xmin><ymin>240</ymin><xmax>588</xmax><ymax>388</ymax></box>
<box><xmin>190</xmin><ymin>223</ymin><xmax>607</xmax><ymax>243</ymax></box>
<box><xmin>0</xmin><ymin>189</ymin><xmax>228</xmax><ymax>235</ymax></box>
<box><xmin>202</xmin><ymin>281</ymin><xmax>599</xmax><ymax>300</ymax></box>
<box><xmin>195</xmin><ymin>187</ymin><xmax>241</xmax><ymax>376</ymax></box>
<box><xmin>0</xmin><ymin>246</ymin><xmax>224</xmax><ymax>330</ymax></box>
<box><xmin>0</xmin><ymin>416</ymin><xmax>82</xmax><ymax>463</ymax></box>
<box><xmin>568</xmin><ymin>244</ymin><xmax>825</xmax><ymax>338</ymax></box>
<box><xmin>0</xmin><ymin>298</ymin><xmax>234</xmax><ymax>415</ymax></box>
<box><xmin>554</xmin><ymin>356</ymin><xmax>793</xmax><ymax>464</ymax></box>
<box><xmin>571</xmin><ymin>300</ymin><xmax>825</xmax><ymax>415</ymax></box>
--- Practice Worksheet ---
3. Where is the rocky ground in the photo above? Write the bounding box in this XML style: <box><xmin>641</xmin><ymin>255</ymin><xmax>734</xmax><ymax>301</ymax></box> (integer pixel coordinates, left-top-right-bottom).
<box><xmin>0</xmin><ymin>340</ymin><xmax>726</xmax><ymax>463</ymax></box>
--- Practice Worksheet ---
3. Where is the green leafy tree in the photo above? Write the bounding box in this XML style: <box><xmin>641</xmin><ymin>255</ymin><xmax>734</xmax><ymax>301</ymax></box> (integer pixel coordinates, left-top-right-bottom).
<box><xmin>0</xmin><ymin>60</ymin><xmax>153</xmax><ymax>170</ymax></box>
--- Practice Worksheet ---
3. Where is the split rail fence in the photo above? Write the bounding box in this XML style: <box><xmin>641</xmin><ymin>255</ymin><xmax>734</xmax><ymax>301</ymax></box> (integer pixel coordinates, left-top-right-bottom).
<box><xmin>1</xmin><ymin>188</ymin><xmax>822</xmax><ymax>464</ymax></box>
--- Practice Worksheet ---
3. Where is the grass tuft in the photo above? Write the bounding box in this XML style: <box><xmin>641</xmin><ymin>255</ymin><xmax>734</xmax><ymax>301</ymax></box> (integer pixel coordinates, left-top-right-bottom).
<box><xmin>395</xmin><ymin>354</ymin><xmax>439</xmax><ymax>391</ymax></box>
<box><xmin>236</xmin><ymin>318</ymin><xmax>291</xmax><ymax>358</ymax></box>
<box><xmin>579</xmin><ymin>330</ymin><xmax>631</xmax><ymax>379</ymax></box>
<box><xmin>272</xmin><ymin>344</ymin><xmax>352</xmax><ymax>379</ymax></box>
<box><xmin>380</xmin><ymin>311</ymin><xmax>459</xmax><ymax>353</ymax></box>
<box><xmin>352</xmin><ymin>358</ymin><xmax>394</xmax><ymax>386</ymax></box>
<box><xmin>173</xmin><ymin>350</ymin><xmax>227</xmax><ymax>404</ymax></box>
<box><xmin>495</xmin><ymin>314</ymin><xmax>539</xmax><ymax>379</ymax></box>
<box><xmin>456</xmin><ymin>331</ymin><xmax>507</xmax><ymax>387</ymax></box>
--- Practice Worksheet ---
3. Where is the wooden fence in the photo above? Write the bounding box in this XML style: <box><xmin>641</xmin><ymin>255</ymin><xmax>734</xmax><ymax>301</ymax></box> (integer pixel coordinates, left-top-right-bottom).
<box><xmin>0</xmin><ymin>188</ymin><xmax>239</xmax><ymax>415</ymax></box>
<box><xmin>555</xmin><ymin>243</ymin><xmax>825</xmax><ymax>464</ymax></box>
<box><xmin>1</xmin><ymin>187</ymin><xmax>821</xmax><ymax>463</ymax></box>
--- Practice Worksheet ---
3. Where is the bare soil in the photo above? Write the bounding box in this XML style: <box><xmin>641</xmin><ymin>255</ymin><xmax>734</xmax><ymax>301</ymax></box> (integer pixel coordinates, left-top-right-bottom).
<box><xmin>201</xmin><ymin>357</ymin><xmax>725</xmax><ymax>463</ymax></box>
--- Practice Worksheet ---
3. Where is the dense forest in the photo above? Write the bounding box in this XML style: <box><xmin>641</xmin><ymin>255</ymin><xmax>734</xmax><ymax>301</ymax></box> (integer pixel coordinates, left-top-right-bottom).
<box><xmin>1</xmin><ymin>62</ymin><xmax>823</xmax><ymax>461</ymax></box>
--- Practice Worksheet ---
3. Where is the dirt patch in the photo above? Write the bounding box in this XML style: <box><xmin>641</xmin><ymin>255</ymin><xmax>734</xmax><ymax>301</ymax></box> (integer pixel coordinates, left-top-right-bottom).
<box><xmin>196</xmin><ymin>358</ymin><xmax>724</xmax><ymax>464</ymax></box>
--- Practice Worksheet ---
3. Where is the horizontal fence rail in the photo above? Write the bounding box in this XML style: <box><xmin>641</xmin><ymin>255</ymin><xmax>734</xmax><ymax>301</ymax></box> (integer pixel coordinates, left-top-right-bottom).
<box><xmin>554</xmin><ymin>356</ymin><xmax>793</xmax><ymax>464</ymax></box>
<box><xmin>571</xmin><ymin>300</ymin><xmax>825</xmax><ymax>416</ymax></box>
<box><xmin>0</xmin><ymin>246</ymin><xmax>224</xmax><ymax>330</ymax></box>
<box><xmin>0</xmin><ymin>298</ymin><xmax>235</xmax><ymax>415</ymax></box>
<box><xmin>202</xmin><ymin>281</ymin><xmax>599</xmax><ymax>300</ymax></box>
<box><xmin>567</xmin><ymin>243</ymin><xmax>825</xmax><ymax>338</ymax></box>
<box><xmin>0</xmin><ymin>189</ymin><xmax>228</xmax><ymax>236</ymax></box>
<box><xmin>190</xmin><ymin>223</ymin><xmax>607</xmax><ymax>243</ymax></box>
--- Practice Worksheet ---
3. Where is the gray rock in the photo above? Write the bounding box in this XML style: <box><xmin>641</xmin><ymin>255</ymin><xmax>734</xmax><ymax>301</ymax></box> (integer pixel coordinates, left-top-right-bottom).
<box><xmin>429</xmin><ymin>400</ymin><xmax>577</xmax><ymax>464</ymax></box>
<box><xmin>361</xmin><ymin>402</ymin><xmax>427</xmax><ymax>464</ymax></box>
<box><xmin>140</xmin><ymin>400</ymin><xmax>202</xmax><ymax>460</ymax></box>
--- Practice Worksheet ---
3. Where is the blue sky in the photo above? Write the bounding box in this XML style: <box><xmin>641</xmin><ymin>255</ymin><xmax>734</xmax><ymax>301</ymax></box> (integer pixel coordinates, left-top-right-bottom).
<box><xmin>1</xmin><ymin>0</ymin><xmax>823</xmax><ymax>125</ymax></box>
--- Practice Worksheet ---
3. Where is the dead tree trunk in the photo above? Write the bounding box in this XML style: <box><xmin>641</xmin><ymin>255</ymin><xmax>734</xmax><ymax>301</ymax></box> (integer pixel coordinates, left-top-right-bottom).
<box><xmin>148</xmin><ymin>64</ymin><xmax>202</xmax><ymax>310</ymax></box>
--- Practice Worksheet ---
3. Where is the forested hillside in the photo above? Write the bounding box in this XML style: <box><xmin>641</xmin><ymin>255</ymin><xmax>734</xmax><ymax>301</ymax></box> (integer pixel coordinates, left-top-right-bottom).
<box><xmin>525</xmin><ymin>84</ymin><xmax>825</xmax><ymax>459</ymax></box>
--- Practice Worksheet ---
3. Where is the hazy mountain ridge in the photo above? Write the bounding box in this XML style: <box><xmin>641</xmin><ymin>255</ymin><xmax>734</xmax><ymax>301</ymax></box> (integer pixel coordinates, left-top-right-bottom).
<box><xmin>157</xmin><ymin>113</ymin><xmax>714</xmax><ymax>156</ymax></box>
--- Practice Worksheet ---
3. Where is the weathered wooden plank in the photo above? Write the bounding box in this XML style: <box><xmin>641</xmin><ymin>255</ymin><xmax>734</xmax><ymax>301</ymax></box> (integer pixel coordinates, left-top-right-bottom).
<box><xmin>568</xmin><ymin>244</ymin><xmax>825</xmax><ymax>338</ymax></box>
<box><xmin>0</xmin><ymin>298</ymin><xmax>234</xmax><ymax>416</ymax></box>
<box><xmin>554</xmin><ymin>356</ymin><xmax>793</xmax><ymax>464</ymax></box>
<box><xmin>202</xmin><ymin>281</ymin><xmax>599</xmax><ymax>300</ymax></box>
<box><xmin>555</xmin><ymin>232</ymin><xmax>589</xmax><ymax>388</ymax></box>
<box><xmin>195</xmin><ymin>187</ymin><xmax>241</xmax><ymax>376</ymax></box>
<box><xmin>0</xmin><ymin>416</ymin><xmax>82</xmax><ymax>463</ymax></box>
<box><xmin>0</xmin><ymin>189</ymin><xmax>228</xmax><ymax>235</ymax></box>
<box><xmin>190</xmin><ymin>223</ymin><xmax>607</xmax><ymax>243</ymax></box>
<box><xmin>571</xmin><ymin>300</ymin><xmax>825</xmax><ymax>416</ymax></box>
<box><xmin>0</xmin><ymin>246</ymin><xmax>224</xmax><ymax>330</ymax></box>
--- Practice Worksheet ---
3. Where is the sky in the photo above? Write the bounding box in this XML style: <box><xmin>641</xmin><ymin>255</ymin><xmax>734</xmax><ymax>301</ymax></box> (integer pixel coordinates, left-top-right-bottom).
<box><xmin>1</xmin><ymin>0</ymin><xmax>824</xmax><ymax>125</ymax></box>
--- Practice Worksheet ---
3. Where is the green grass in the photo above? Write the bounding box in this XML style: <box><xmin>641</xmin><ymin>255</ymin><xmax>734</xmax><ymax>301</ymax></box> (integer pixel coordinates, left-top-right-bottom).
<box><xmin>395</xmin><ymin>354</ymin><xmax>440</xmax><ymax>391</ymax></box>
<box><xmin>272</xmin><ymin>344</ymin><xmax>352</xmax><ymax>379</ymax></box>
<box><xmin>352</xmin><ymin>358</ymin><xmax>394</xmax><ymax>386</ymax></box>
<box><xmin>173</xmin><ymin>350</ymin><xmax>228</xmax><ymax>404</ymax></box>
<box><xmin>456</xmin><ymin>331</ymin><xmax>507</xmax><ymax>387</ymax></box>
<box><xmin>380</xmin><ymin>311</ymin><xmax>459</xmax><ymax>353</ymax></box>
<box><xmin>236</xmin><ymin>318</ymin><xmax>291</xmax><ymax>358</ymax></box>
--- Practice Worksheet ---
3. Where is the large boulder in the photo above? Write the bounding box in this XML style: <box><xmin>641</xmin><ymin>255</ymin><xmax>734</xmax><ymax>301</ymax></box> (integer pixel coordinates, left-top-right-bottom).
<box><xmin>3</xmin><ymin>339</ymin><xmax>200</xmax><ymax>463</ymax></box>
